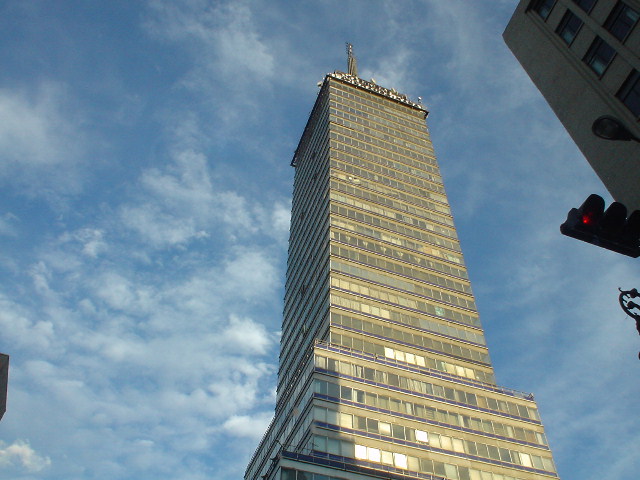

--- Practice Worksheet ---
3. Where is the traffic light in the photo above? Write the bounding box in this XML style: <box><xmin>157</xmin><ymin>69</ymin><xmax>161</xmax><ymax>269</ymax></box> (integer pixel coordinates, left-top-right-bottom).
<box><xmin>560</xmin><ymin>194</ymin><xmax>640</xmax><ymax>258</ymax></box>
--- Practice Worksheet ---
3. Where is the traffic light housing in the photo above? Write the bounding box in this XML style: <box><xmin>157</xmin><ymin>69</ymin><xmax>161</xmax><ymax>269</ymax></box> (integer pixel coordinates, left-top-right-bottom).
<box><xmin>560</xmin><ymin>194</ymin><xmax>640</xmax><ymax>258</ymax></box>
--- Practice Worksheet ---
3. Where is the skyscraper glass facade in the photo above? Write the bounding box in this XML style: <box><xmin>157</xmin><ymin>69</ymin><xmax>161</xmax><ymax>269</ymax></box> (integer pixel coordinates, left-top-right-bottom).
<box><xmin>246</xmin><ymin>60</ymin><xmax>558</xmax><ymax>480</ymax></box>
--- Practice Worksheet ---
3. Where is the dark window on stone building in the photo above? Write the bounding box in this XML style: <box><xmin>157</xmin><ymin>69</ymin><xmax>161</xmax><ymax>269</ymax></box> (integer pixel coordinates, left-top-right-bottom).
<box><xmin>605</xmin><ymin>1</ymin><xmax>640</xmax><ymax>41</ymax></box>
<box><xmin>556</xmin><ymin>10</ymin><xmax>584</xmax><ymax>44</ymax></box>
<box><xmin>583</xmin><ymin>37</ymin><xmax>616</xmax><ymax>76</ymax></box>
<box><xmin>617</xmin><ymin>69</ymin><xmax>640</xmax><ymax>117</ymax></box>
<box><xmin>530</xmin><ymin>0</ymin><xmax>556</xmax><ymax>20</ymax></box>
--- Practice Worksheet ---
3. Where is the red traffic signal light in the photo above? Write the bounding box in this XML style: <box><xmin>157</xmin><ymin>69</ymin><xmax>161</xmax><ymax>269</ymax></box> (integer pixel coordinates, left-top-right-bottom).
<box><xmin>561</xmin><ymin>194</ymin><xmax>640</xmax><ymax>258</ymax></box>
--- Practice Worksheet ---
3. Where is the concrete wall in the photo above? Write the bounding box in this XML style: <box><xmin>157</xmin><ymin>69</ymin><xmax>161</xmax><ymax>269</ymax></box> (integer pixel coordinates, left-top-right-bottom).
<box><xmin>504</xmin><ymin>0</ymin><xmax>640</xmax><ymax>211</ymax></box>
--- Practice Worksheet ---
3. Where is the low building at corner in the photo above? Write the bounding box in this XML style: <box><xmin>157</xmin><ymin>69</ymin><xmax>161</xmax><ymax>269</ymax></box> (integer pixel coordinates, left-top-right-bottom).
<box><xmin>504</xmin><ymin>0</ymin><xmax>640</xmax><ymax>211</ymax></box>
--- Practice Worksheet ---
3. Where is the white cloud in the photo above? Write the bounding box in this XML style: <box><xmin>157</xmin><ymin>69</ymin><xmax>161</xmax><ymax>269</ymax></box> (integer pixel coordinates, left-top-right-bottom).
<box><xmin>0</xmin><ymin>294</ymin><xmax>54</xmax><ymax>351</ymax></box>
<box><xmin>146</xmin><ymin>0</ymin><xmax>274</xmax><ymax>86</ymax></box>
<box><xmin>0</xmin><ymin>83</ymin><xmax>85</xmax><ymax>196</ymax></box>
<box><xmin>60</xmin><ymin>228</ymin><xmax>107</xmax><ymax>258</ymax></box>
<box><xmin>222</xmin><ymin>411</ymin><xmax>273</xmax><ymax>440</ymax></box>
<box><xmin>222</xmin><ymin>315</ymin><xmax>272</xmax><ymax>355</ymax></box>
<box><xmin>0</xmin><ymin>440</ymin><xmax>51</xmax><ymax>472</ymax></box>
<box><xmin>0</xmin><ymin>213</ymin><xmax>18</xmax><ymax>237</ymax></box>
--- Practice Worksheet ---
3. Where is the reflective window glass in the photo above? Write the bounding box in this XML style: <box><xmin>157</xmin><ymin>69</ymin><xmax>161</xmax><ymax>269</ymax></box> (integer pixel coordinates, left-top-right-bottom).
<box><xmin>459</xmin><ymin>467</ymin><xmax>471</xmax><ymax>480</ymax></box>
<box><xmin>327</xmin><ymin>438</ymin><xmax>340</xmax><ymax>455</ymax></box>
<box><xmin>394</xmin><ymin>453</ymin><xmax>408</xmax><ymax>469</ymax></box>
<box><xmin>340</xmin><ymin>413</ymin><xmax>352</xmax><ymax>428</ymax></box>
<box><xmin>415</xmin><ymin>429</ymin><xmax>428</xmax><ymax>443</ymax></box>
<box><xmin>531</xmin><ymin>0</ymin><xmax>556</xmax><ymax>19</ymax></box>
<box><xmin>313</xmin><ymin>436</ymin><xmax>327</xmax><ymax>452</ymax></box>
<box><xmin>584</xmin><ymin>37</ymin><xmax>616</xmax><ymax>76</ymax></box>
<box><xmin>572</xmin><ymin>0</ymin><xmax>596</xmax><ymax>12</ymax></box>
<box><xmin>281</xmin><ymin>468</ymin><xmax>296</xmax><ymax>480</ymax></box>
<box><xmin>445</xmin><ymin>464</ymin><xmax>459</xmax><ymax>480</ymax></box>
<box><xmin>605</xmin><ymin>2</ymin><xmax>640</xmax><ymax>41</ymax></box>
<box><xmin>367</xmin><ymin>447</ymin><xmax>381</xmax><ymax>462</ymax></box>
<box><xmin>556</xmin><ymin>10</ymin><xmax>583</xmax><ymax>44</ymax></box>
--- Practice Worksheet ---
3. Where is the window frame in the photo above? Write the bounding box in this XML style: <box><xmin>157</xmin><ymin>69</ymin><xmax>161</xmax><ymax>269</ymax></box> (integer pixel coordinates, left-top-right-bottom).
<box><xmin>604</xmin><ymin>1</ymin><xmax>640</xmax><ymax>42</ymax></box>
<box><xmin>572</xmin><ymin>0</ymin><xmax>597</xmax><ymax>13</ymax></box>
<box><xmin>529</xmin><ymin>0</ymin><xmax>557</xmax><ymax>20</ymax></box>
<box><xmin>583</xmin><ymin>36</ymin><xmax>617</xmax><ymax>76</ymax></box>
<box><xmin>556</xmin><ymin>9</ymin><xmax>584</xmax><ymax>45</ymax></box>
<box><xmin>617</xmin><ymin>69</ymin><xmax>640</xmax><ymax>117</ymax></box>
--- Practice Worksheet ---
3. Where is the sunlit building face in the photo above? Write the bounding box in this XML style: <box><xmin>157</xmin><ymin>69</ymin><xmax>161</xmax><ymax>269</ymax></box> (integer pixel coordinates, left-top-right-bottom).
<box><xmin>246</xmin><ymin>48</ymin><xmax>558</xmax><ymax>480</ymax></box>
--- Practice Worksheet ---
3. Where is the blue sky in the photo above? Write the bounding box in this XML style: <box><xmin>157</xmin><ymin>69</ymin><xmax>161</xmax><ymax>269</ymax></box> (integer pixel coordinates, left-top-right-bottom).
<box><xmin>0</xmin><ymin>1</ymin><xmax>638</xmax><ymax>479</ymax></box>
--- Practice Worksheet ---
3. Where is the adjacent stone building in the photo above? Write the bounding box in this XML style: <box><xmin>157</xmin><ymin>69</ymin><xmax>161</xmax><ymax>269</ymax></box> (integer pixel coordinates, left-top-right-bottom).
<box><xmin>504</xmin><ymin>0</ymin><xmax>640</xmax><ymax>211</ymax></box>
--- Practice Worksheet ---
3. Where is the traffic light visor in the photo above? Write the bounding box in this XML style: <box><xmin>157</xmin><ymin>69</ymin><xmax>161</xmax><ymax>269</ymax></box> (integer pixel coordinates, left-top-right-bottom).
<box><xmin>578</xmin><ymin>194</ymin><xmax>605</xmax><ymax>225</ymax></box>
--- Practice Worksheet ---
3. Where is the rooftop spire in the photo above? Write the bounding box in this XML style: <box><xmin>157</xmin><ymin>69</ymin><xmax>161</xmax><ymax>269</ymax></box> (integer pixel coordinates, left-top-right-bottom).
<box><xmin>346</xmin><ymin>42</ymin><xmax>358</xmax><ymax>77</ymax></box>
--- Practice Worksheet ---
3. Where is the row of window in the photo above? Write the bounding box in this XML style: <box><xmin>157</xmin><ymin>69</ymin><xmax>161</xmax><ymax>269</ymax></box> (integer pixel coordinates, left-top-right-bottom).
<box><xmin>536</xmin><ymin>0</ymin><xmax>640</xmax><ymax>116</ymax></box>
<box><xmin>330</xmin><ymin>191</ymin><xmax>458</xmax><ymax>241</ymax></box>
<box><xmin>553</xmin><ymin>0</ymin><xmax>639</xmax><ymax>42</ymax></box>
<box><xmin>314</xmin><ymin>355</ymin><xmax>540</xmax><ymax>420</ymax></box>
<box><xmin>330</xmin><ymin>227</ymin><xmax>466</xmax><ymax>278</ymax></box>
<box><xmin>310</xmin><ymin>434</ymin><xmax>554</xmax><ymax>480</ymax></box>
<box><xmin>247</xmin><ymin>368</ymin><xmax>316</xmax><ymax>480</ymax></box>
<box><xmin>281</xmin><ymin>468</ymin><xmax>345</xmax><ymax>480</ymax></box>
<box><xmin>314</xmin><ymin>405</ymin><xmax>554</xmax><ymax>471</ymax></box>
<box><xmin>330</xmin><ymin>293</ymin><xmax>484</xmax><ymax>345</ymax></box>
<box><xmin>330</xmin><ymin>108</ymin><xmax>439</xmax><ymax>174</ymax></box>
<box><xmin>330</xmin><ymin>149</ymin><xmax>448</xmax><ymax>205</ymax></box>
<box><xmin>330</xmin><ymin>330</ymin><xmax>494</xmax><ymax>383</ymax></box>
<box><xmin>281</xmin><ymin>463</ymin><xmax>525</xmax><ymax>480</ymax></box>
<box><xmin>330</xmin><ymin>287</ymin><xmax>473</xmax><ymax>341</ymax></box>
<box><xmin>331</xmin><ymin>309</ymin><xmax>487</xmax><ymax>362</ymax></box>
<box><xmin>331</xmin><ymin>178</ymin><xmax>453</xmax><ymax>226</ymax></box>
<box><xmin>330</xmin><ymin>215</ymin><xmax>464</xmax><ymax>265</ymax></box>
<box><xmin>335</xmin><ymin>104</ymin><xmax>436</xmax><ymax>159</ymax></box>
<box><xmin>289</xmin><ymin>111</ymin><xmax>329</xmax><ymax>248</ymax></box>
<box><xmin>328</xmin><ymin>99</ymin><xmax>426</xmax><ymax>147</ymax></box>
<box><xmin>330</xmin><ymin>79</ymin><xmax>422</xmax><ymax>116</ymax></box>
<box><xmin>555</xmin><ymin>5</ymin><xmax>625</xmax><ymax>77</ymax></box>
<box><xmin>331</xmin><ymin>244</ymin><xmax>471</xmax><ymax>294</ymax></box>
<box><xmin>330</xmin><ymin>263</ymin><xmax>476</xmax><ymax>313</ymax></box>
<box><xmin>314</xmin><ymin>378</ymin><xmax>547</xmax><ymax>446</ymax></box>
<box><xmin>331</xmin><ymin>168</ymin><xmax>451</xmax><ymax>217</ymax></box>
<box><xmin>332</xmin><ymin>125</ymin><xmax>437</xmax><ymax>166</ymax></box>
<box><xmin>327</xmin><ymin>119</ymin><xmax>438</xmax><ymax>173</ymax></box>
<box><xmin>331</xmin><ymin>259</ymin><xmax>481</xmax><ymax>328</ymax></box>
<box><xmin>329</xmin><ymin>82</ymin><xmax>427</xmax><ymax>130</ymax></box>
<box><xmin>331</xmin><ymin>202</ymin><xmax>460</xmax><ymax>252</ymax></box>
<box><xmin>330</xmin><ymin>121</ymin><xmax>439</xmax><ymax>175</ymax></box>
<box><xmin>331</xmin><ymin>109</ymin><xmax>436</xmax><ymax>163</ymax></box>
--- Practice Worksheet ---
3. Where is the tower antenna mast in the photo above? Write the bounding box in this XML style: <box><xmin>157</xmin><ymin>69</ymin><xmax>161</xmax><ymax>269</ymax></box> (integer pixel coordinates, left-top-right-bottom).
<box><xmin>346</xmin><ymin>42</ymin><xmax>358</xmax><ymax>77</ymax></box>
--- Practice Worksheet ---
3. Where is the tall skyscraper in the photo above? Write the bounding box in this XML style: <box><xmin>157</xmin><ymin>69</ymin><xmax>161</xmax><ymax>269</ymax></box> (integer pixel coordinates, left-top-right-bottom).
<box><xmin>245</xmin><ymin>46</ymin><xmax>558</xmax><ymax>480</ymax></box>
<box><xmin>504</xmin><ymin>0</ymin><xmax>640</xmax><ymax>211</ymax></box>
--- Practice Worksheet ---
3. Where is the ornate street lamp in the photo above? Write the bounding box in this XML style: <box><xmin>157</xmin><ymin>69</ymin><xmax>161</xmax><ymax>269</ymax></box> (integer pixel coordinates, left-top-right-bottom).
<box><xmin>618</xmin><ymin>288</ymin><xmax>640</xmax><ymax>359</ymax></box>
<box><xmin>592</xmin><ymin>115</ymin><xmax>640</xmax><ymax>142</ymax></box>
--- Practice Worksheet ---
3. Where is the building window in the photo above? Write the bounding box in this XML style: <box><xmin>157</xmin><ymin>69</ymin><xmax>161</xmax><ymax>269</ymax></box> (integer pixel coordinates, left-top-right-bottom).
<box><xmin>583</xmin><ymin>37</ymin><xmax>616</xmax><ymax>76</ymax></box>
<box><xmin>605</xmin><ymin>1</ymin><xmax>640</xmax><ymax>41</ymax></box>
<box><xmin>617</xmin><ymin>69</ymin><xmax>640</xmax><ymax>117</ymax></box>
<box><xmin>572</xmin><ymin>0</ymin><xmax>597</xmax><ymax>13</ymax></box>
<box><xmin>556</xmin><ymin>10</ymin><xmax>584</xmax><ymax>44</ymax></box>
<box><xmin>530</xmin><ymin>0</ymin><xmax>556</xmax><ymax>20</ymax></box>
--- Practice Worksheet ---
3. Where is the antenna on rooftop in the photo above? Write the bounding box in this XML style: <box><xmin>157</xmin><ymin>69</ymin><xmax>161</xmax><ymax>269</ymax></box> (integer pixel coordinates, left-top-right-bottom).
<box><xmin>346</xmin><ymin>42</ymin><xmax>358</xmax><ymax>77</ymax></box>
